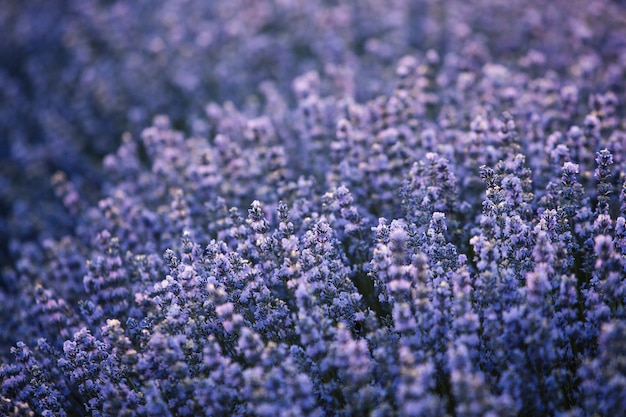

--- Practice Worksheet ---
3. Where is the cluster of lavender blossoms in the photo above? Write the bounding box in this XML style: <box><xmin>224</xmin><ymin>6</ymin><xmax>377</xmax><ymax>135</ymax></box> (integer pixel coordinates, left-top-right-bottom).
<box><xmin>2</xmin><ymin>0</ymin><xmax>626</xmax><ymax>416</ymax></box>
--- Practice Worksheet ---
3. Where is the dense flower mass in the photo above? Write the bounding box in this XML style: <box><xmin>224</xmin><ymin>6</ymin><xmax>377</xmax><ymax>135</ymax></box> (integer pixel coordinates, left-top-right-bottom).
<box><xmin>2</xmin><ymin>0</ymin><xmax>626</xmax><ymax>415</ymax></box>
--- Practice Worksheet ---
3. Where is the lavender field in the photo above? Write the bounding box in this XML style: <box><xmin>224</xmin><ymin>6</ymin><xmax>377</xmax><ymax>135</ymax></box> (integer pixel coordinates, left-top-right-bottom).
<box><xmin>1</xmin><ymin>1</ymin><xmax>626</xmax><ymax>415</ymax></box>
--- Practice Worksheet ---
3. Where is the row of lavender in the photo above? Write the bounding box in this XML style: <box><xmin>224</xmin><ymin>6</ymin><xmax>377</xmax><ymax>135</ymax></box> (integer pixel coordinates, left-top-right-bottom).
<box><xmin>2</xmin><ymin>0</ymin><xmax>626</xmax><ymax>416</ymax></box>
<box><xmin>3</xmin><ymin>55</ymin><xmax>626</xmax><ymax>415</ymax></box>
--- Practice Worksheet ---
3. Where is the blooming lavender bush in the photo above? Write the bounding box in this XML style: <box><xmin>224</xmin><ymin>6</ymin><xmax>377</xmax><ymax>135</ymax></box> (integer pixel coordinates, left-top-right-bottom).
<box><xmin>2</xmin><ymin>0</ymin><xmax>626</xmax><ymax>415</ymax></box>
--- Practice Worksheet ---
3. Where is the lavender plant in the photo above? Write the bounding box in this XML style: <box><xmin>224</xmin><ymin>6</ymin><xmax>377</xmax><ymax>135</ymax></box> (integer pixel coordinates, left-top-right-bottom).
<box><xmin>2</xmin><ymin>0</ymin><xmax>626</xmax><ymax>416</ymax></box>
